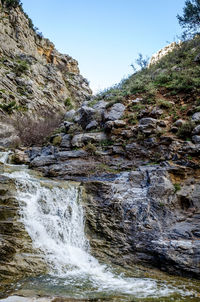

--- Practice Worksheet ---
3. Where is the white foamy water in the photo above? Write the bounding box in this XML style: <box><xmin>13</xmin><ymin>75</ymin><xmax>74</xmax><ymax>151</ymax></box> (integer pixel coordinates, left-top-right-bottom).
<box><xmin>0</xmin><ymin>151</ymin><xmax>10</xmax><ymax>164</ymax></box>
<box><xmin>4</xmin><ymin>169</ymin><xmax>188</xmax><ymax>298</ymax></box>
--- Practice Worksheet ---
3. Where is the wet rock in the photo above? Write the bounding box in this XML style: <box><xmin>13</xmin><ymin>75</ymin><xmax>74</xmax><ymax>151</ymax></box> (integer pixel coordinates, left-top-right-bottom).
<box><xmin>84</xmin><ymin>166</ymin><xmax>200</xmax><ymax>278</ymax></box>
<box><xmin>0</xmin><ymin>175</ymin><xmax>47</xmax><ymax>293</ymax></box>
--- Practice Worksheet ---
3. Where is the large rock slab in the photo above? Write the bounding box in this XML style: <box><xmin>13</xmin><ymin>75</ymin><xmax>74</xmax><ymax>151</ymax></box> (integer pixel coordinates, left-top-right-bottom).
<box><xmin>71</xmin><ymin>132</ymin><xmax>107</xmax><ymax>147</ymax></box>
<box><xmin>104</xmin><ymin>103</ymin><xmax>125</xmax><ymax>121</ymax></box>
<box><xmin>83</xmin><ymin>166</ymin><xmax>200</xmax><ymax>278</ymax></box>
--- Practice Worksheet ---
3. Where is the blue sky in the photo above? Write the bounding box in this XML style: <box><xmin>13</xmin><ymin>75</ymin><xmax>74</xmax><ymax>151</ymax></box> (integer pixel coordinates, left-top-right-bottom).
<box><xmin>21</xmin><ymin>0</ymin><xmax>186</xmax><ymax>93</ymax></box>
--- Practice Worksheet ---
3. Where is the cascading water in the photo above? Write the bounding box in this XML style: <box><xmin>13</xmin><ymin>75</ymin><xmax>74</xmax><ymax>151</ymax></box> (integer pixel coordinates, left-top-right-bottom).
<box><xmin>0</xmin><ymin>151</ymin><xmax>10</xmax><ymax>164</ymax></box>
<box><xmin>1</xmin><ymin>154</ymin><xmax>195</xmax><ymax>301</ymax></box>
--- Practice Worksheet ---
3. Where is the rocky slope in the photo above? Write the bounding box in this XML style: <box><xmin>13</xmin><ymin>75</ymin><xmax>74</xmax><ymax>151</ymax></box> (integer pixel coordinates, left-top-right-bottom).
<box><xmin>0</xmin><ymin>0</ymin><xmax>92</xmax><ymax>147</ymax></box>
<box><xmin>19</xmin><ymin>34</ymin><xmax>200</xmax><ymax>279</ymax></box>
<box><xmin>0</xmin><ymin>1</ymin><xmax>200</xmax><ymax>292</ymax></box>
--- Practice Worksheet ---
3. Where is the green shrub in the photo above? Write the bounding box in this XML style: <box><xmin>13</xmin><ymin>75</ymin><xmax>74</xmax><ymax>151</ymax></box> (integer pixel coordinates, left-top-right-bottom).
<box><xmin>64</xmin><ymin>98</ymin><xmax>73</xmax><ymax>109</ymax></box>
<box><xmin>127</xmin><ymin>113</ymin><xmax>138</xmax><ymax>125</ymax></box>
<box><xmin>0</xmin><ymin>101</ymin><xmax>17</xmax><ymax>114</ymax></box>
<box><xmin>17</xmin><ymin>86</ymin><xmax>26</xmax><ymax>96</ymax></box>
<box><xmin>105</xmin><ymin>96</ymin><xmax>124</xmax><ymax>109</ymax></box>
<box><xmin>100</xmin><ymin>139</ymin><xmax>113</xmax><ymax>147</ymax></box>
<box><xmin>157</xmin><ymin>99</ymin><xmax>172</xmax><ymax>109</ymax></box>
<box><xmin>177</xmin><ymin>121</ymin><xmax>195</xmax><ymax>138</ymax></box>
<box><xmin>84</xmin><ymin>142</ymin><xmax>97</xmax><ymax>155</ymax></box>
<box><xmin>2</xmin><ymin>0</ymin><xmax>21</xmax><ymax>8</ymax></box>
<box><xmin>174</xmin><ymin>183</ymin><xmax>181</xmax><ymax>193</ymax></box>
<box><xmin>13</xmin><ymin>60</ymin><xmax>29</xmax><ymax>76</ymax></box>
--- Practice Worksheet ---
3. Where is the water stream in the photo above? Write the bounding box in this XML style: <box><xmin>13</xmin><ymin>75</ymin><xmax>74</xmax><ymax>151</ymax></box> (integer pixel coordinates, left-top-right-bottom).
<box><xmin>0</xmin><ymin>152</ymin><xmax>199</xmax><ymax>301</ymax></box>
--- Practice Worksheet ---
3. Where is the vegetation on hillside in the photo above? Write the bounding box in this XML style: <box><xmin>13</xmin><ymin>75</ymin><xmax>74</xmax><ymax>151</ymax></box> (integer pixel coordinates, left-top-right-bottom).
<box><xmin>177</xmin><ymin>0</ymin><xmax>200</xmax><ymax>35</ymax></box>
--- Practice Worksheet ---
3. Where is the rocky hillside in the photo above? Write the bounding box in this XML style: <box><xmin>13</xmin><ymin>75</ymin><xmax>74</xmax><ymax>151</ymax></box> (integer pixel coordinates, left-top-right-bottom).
<box><xmin>0</xmin><ymin>0</ymin><xmax>92</xmax><ymax>147</ymax></box>
<box><xmin>0</xmin><ymin>0</ymin><xmax>200</xmax><ymax>283</ymax></box>
<box><xmin>15</xmin><ymin>34</ymin><xmax>200</xmax><ymax>279</ymax></box>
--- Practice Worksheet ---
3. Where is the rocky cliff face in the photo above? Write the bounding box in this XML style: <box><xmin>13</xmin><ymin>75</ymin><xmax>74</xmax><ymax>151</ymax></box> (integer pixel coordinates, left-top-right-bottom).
<box><xmin>0</xmin><ymin>1</ymin><xmax>92</xmax><ymax>146</ymax></box>
<box><xmin>0</xmin><ymin>1</ymin><xmax>200</xmax><ymax>290</ymax></box>
<box><xmin>84</xmin><ymin>166</ymin><xmax>200</xmax><ymax>279</ymax></box>
<box><xmin>19</xmin><ymin>93</ymin><xmax>199</xmax><ymax>279</ymax></box>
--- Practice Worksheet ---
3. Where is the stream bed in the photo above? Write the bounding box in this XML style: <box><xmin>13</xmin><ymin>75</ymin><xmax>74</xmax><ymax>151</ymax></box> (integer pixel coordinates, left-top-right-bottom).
<box><xmin>0</xmin><ymin>152</ymin><xmax>200</xmax><ymax>302</ymax></box>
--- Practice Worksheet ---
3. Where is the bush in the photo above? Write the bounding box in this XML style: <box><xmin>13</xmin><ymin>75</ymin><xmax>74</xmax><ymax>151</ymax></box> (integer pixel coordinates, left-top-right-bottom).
<box><xmin>64</xmin><ymin>98</ymin><xmax>73</xmax><ymax>109</ymax></box>
<box><xmin>0</xmin><ymin>101</ymin><xmax>17</xmax><ymax>114</ymax></box>
<box><xmin>10</xmin><ymin>114</ymin><xmax>63</xmax><ymax>146</ymax></box>
<box><xmin>84</xmin><ymin>142</ymin><xmax>97</xmax><ymax>155</ymax></box>
<box><xmin>157</xmin><ymin>99</ymin><xmax>172</xmax><ymax>109</ymax></box>
<box><xmin>13</xmin><ymin>60</ymin><xmax>29</xmax><ymax>76</ymax></box>
<box><xmin>174</xmin><ymin>183</ymin><xmax>181</xmax><ymax>192</ymax></box>
<box><xmin>177</xmin><ymin>121</ymin><xmax>195</xmax><ymax>138</ymax></box>
<box><xmin>2</xmin><ymin>0</ymin><xmax>21</xmax><ymax>8</ymax></box>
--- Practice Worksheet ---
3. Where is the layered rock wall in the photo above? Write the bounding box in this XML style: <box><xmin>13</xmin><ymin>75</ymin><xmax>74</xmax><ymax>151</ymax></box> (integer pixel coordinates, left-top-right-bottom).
<box><xmin>0</xmin><ymin>2</ymin><xmax>92</xmax><ymax>146</ymax></box>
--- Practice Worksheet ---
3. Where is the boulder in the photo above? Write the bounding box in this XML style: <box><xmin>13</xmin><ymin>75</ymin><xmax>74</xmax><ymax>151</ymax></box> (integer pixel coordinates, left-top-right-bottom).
<box><xmin>174</xmin><ymin>119</ymin><xmax>185</xmax><ymax>127</ymax></box>
<box><xmin>192</xmin><ymin>112</ymin><xmax>200</xmax><ymax>122</ymax></box>
<box><xmin>104</xmin><ymin>103</ymin><xmax>125</xmax><ymax>121</ymax></box>
<box><xmin>138</xmin><ymin>118</ymin><xmax>157</xmax><ymax>134</ymax></box>
<box><xmin>192</xmin><ymin>125</ymin><xmax>200</xmax><ymax>135</ymax></box>
<box><xmin>86</xmin><ymin>120</ymin><xmax>98</xmax><ymax>131</ymax></box>
<box><xmin>192</xmin><ymin>135</ymin><xmax>200</xmax><ymax>144</ymax></box>
<box><xmin>63</xmin><ymin>121</ymin><xmax>73</xmax><ymax>132</ymax></box>
<box><xmin>71</xmin><ymin>132</ymin><xmax>107</xmax><ymax>147</ymax></box>
<box><xmin>64</xmin><ymin>109</ymin><xmax>76</xmax><ymax>121</ymax></box>
<box><xmin>113</xmin><ymin>120</ymin><xmax>126</xmax><ymax>128</ymax></box>
<box><xmin>78</xmin><ymin>106</ymin><xmax>95</xmax><ymax>129</ymax></box>
<box><xmin>56</xmin><ymin>150</ymin><xmax>87</xmax><ymax>160</ymax></box>
<box><xmin>30</xmin><ymin>155</ymin><xmax>56</xmax><ymax>167</ymax></box>
<box><xmin>60</xmin><ymin>134</ymin><xmax>71</xmax><ymax>148</ymax></box>
<box><xmin>150</xmin><ymin>108</ymin><xmax>163</xmax><ymax>118</ymax></box>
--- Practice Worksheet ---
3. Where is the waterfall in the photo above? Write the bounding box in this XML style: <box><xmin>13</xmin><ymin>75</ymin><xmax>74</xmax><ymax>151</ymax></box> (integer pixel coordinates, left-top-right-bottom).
<box><xmin>3</xmin><ymin>164</ymin><xmax>187</xmax><ymax>299</ymax></box>
<box><xmin>0</xmin><ymin>151</ymin><xmax>10</xmax><ymax>164</ymax></box>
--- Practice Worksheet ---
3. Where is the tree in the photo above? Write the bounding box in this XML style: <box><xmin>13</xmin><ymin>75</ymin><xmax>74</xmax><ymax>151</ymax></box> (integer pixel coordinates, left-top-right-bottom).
<box><xmin>177</xmin><ymin>0</ymin><xmax>200</xmax><ymax>35</ymax></box>
<box><xmin>1</xmin><ymin>0</ymin><xmax>21</xmax><ymax>9</ymax></box>
<box><xmin>131</xmin><ymin>53</ymin><xmax>149</xmax><ymax>72</ymax></box>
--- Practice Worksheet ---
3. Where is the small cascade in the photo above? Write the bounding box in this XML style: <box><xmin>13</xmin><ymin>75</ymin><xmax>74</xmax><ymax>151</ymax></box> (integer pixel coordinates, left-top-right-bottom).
<box><xmin>0</xmin><ymin>151</ymin><xmax>10</xmax><ymax>164</ymax></box>
<box><xmin>3</xmin><ymin>169</ymin><xmax>186</xmax><ymax>299</ymax></box>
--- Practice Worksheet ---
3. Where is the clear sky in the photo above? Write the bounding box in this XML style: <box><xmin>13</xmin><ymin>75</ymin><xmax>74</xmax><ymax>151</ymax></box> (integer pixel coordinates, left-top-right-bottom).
<box><xmin>21</xmin><ymin>0</ymin><xmax>186</xmax><ymax>93</ymax></box>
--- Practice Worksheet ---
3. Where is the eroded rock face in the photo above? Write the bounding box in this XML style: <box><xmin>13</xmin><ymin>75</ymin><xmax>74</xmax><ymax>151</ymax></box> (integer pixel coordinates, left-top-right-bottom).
<box><xmin>83</xmin><ymin>166</ymin><xmax>200</xmax><ymax>278</ymax></box>
<box><xmin>0</xmin><ymin>172</ymin><xmax>46</xmax><ymax>295</ymax></box>
<box><xmin>0</xmin><ymin>3</ymin><xmax>92</xmax><ymax>146</ymax></box>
